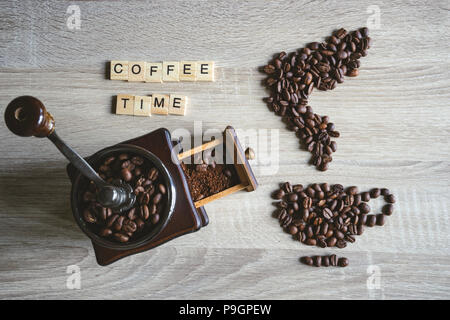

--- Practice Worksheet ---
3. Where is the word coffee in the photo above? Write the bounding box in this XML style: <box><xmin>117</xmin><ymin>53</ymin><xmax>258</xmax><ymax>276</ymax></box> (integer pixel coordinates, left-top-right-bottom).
<box><xmin>110</xmin><ymin>61</ymin><xmax>214</xmax><ymax>82</ymax></box>
<box><xmin>115</xmin><ymin>94</ymin><xmax>188</xmax><ymax>117</ymax></box>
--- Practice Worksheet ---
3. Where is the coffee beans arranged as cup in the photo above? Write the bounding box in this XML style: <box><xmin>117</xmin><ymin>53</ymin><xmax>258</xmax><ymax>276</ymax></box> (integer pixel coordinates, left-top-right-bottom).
<box><xmin>81</xmin><ymin>153</ymin><xmax>167</xmax><ymax>243</ymax></box>
<box><xmin>273</xmin><ymin>183</ymin><xmax>395</xmax><ymax>248</ymax></box>
<box><xmin>301</xmin><ymin>255</ymin><xmax>349</xmax><ymax>267</ymax></box>
<box><xmin>262</xmin><ymin>27</ymin><xmax>371</xmax><ymax>171</ymax></box>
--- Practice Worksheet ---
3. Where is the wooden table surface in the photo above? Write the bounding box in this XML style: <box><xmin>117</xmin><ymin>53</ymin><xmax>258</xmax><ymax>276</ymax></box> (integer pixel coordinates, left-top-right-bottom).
<box><xmin>0</xmin><ymin>0</ymin><xmax>449</xmax><ymax>300</ymax></box>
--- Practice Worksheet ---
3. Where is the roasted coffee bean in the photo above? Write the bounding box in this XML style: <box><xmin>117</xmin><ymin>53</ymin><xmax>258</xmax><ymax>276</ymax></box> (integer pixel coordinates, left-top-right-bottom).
<box><xmin>313</xmin><ymin>255</ymin><xmax>322</xmax><ymax>267</ymax></box>
<box><xmin>347</xmin><ymin>186</ymin><xmax>358</xmax><ymax>195</ymax></box>
<box><xmin>158</xmin><ymin>184</ymin><xmax>166</xmax><ymax>194</ymax></box>
<box><xmin>148</xmin><ymin>167</ymin><xmax>159</xmax><ymax>180</ymax></box>
<box><xmin>330</xmin><ymin>254</ymin><xmax>337</xmax><ymax>266</ymax></box>
<box><xmin>83</xmin><ymin>209</ymin><xmax>97</xmax><ymax>224</ymax></box>
<box><xmin>151</xmin><ymin>214</ymin><xmax>160</xmax><ymax>224</ymax></box>
<box><xmin>152</xmin><ymin>193</ymin><xmax>162</xmax><ymax>204</ymax></box>
<box><xmin>381</xmin><ymin>188</ymin><xmax>390</xmax><ymax>196</ymax></box>
<box><xmin>127</xmin><ymin>208</ymin><xmax>137</xmax><ymax>220</ymax></box>
<box><xmin>361</xmin><ymin>192</ymin><xmax>371</xmax><ymax>202</ymax></box>
<box><xmin>289</xmin><ymin>225</ymin><xmax>298</xmax><ymax>235</ymax></box>
<box><xmin>273</xmin><ymin>189</ymin><xmax>285</xmax><ymax>200</ymax></box>
<box><xmin>113</xmin><ymin>232</ymin><xmax>129</xmax><ymax>243</ymax></box>
<box><xmin>370</xmin><ymin>188</ymin><xmax>381</xmax><ymax>198</ymax></box>
<box><xmin>99</xmin><ymin>228</ymin><xmax>112</xmax><ymax>237</ymax></box>
<box><xmin>131</xmin><ymin>156</ymin><xmax>144</xmax><ymax>165</ymax></box>
<box><xmin>338</xmin><ymin>257</ymin><xmax>349</xmax><ymax>267</ymax></box>
<box><xmin>122</xmin><ymin>220</ymin><xmax>137</xmax><ymax>233</ymax></box>
<box><xmin>383</xmin><ymin>204</ymin><xmax>394</xmax><ymax>216</ymax></box>
<box><xmin>385</xmin><ymin>194</ymin><xmax>396</xmax><ymax>203</ymax></box>
<box><xmin>376</xmin><ymin>214</ymin><xmax>386</xmax><ymax>226</ymax></box>
<box><xmin>106</xmin><ymin>214</ymin><xmax>119</xmax><ymax>227</ymax></box>
<box><xmin>121</xmin><ymin>168</ymin><xmax>132</xmax><ymax>182</ymax></box>
<box><xmin>140</xmin><ymin>205</ymin><xmax>150</xmax><ymax>220</ymax></box>
<box><xmin>322</xmin><ymin>255</ymin><xmax>330</xmax><ymax>267</ymax></box>
<box><xmin>359</xmin><ymin>202</ymin><xmax>371</xmax><ymax>214</ymax></box>
<box><xmin>366</xmin><ymin>214</ymin><xmax>376</xmax><ymax>227</ymax></box>
<box><xmin>113</xmin><ymin>216</ymin><xmax>125</xmax><ymax>231</ymax></box>
<box><xmin>301</xmin><ymin>256</ymin><xmax>314</xmax><ymax>266</ymax></box>
<box><xmin>336</xmin><ymin>240</ymin><xmax>347</xmax><ymax>248</ymax></box>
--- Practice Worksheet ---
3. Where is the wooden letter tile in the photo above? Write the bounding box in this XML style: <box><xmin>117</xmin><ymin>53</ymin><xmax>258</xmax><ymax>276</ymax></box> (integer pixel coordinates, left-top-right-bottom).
<box><xmin>110</xmin><ymin>61</ymin><xmax>129</xmax><ymax>80</ymax></box>
<box><xmin>128</xmin><ymin>61</ymin><xmax>146</xmax><ymax>82</ymax></box>
<box><xmin>196</xmin><ymin>61</ymin><xmax>215</xmax><ymax>81</ymax></box>
<box><xmin>115</xmin><ymin>94</ymin><xmax>135</xmax><ymax>115</ymax></box>
<box><xmin>168</xmin><ymin>94</ymin><xmax>187</xmax><ymax>115</ymax></box>
<box><xmin>179</xmin><ymin>61</ymin><xmax>196</xmax><ymax>81</ymax></box>
<box><xmin>151</xmin><ymin>94</ymin><xmax>169</xmax><ymax>115</ymax></box>
<box><xmin>133</xmin><ymin>95</ymin><xmax>152</xmax><ymax>117</ymax></box>
<box><xmin>145</xmin><ymin>62</ymin><xmax>163</xmax><ymax>83</ymax></box>
<box><xmin>162</xmin><ymin>61</ymin><xmax>180</xmax><ymax>82</ymax></box>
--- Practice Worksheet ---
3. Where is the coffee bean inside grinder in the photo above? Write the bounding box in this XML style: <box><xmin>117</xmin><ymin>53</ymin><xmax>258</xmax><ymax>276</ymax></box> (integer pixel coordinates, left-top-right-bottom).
<box><xmin>81</xmin><ymin>152</ymin><xmax>167</xmax><ymax>243</ymax></box>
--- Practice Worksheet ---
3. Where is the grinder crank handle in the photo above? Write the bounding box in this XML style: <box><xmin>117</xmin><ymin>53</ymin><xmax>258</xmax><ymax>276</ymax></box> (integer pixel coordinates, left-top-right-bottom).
<box><xmin>4</xmin><ymin>96</ymin><xmax>135</xmax><ymax>211</ymax></box>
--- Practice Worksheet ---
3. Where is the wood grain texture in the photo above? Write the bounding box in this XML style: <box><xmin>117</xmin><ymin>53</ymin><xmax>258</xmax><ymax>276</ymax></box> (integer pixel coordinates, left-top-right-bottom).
<box><xmin>0</xmin><ymin>0</ymin><xmax>449</xmax><ymax>299</ymax></box>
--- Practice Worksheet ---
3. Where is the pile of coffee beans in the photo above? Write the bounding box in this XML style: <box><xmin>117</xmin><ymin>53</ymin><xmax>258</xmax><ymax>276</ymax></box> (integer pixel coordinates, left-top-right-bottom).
<box><xmin>81</xmin><ymin>153</ymin><xmax>167</xmax><ymax>243</ymax></box>
<box><xmin>181</xmin><ymin>160</ymin><xmax>238</xmax><ymax>202</ymax></box>
<box><xmin>262</xmin><ymin>27</ymin><xmax>371</xmax><ymax>170</ymax></box>
<box><xmin>273</xmin><ymin>182</ymin><xmax>395</xmax><ymax>248</ymax></box>
<box><xmin>301</xmin><ymin>255</ymin><xmax>349</xmax><ymax>267</ymax></box>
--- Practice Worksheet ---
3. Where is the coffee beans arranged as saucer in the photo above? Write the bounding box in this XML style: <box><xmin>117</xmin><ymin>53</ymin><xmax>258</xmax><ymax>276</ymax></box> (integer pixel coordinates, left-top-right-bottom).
<box><xmin>81</xmin><ymin>153</ymin><xmax>167</xmax><ymax>243</ymax></box>
<box><xmin>262</xmin><ymin>27</ymin><xmax>371</xmax><ymax>171</ymax></box>
<box><xmin>273</xmin><ymin>183</ymin><xmax>395</xmax><ymax>248</ymax></box>
<box><xmin>301</xmin><ymin>255</ymin><xmax>349</xmax><ymax>267</ymax></box>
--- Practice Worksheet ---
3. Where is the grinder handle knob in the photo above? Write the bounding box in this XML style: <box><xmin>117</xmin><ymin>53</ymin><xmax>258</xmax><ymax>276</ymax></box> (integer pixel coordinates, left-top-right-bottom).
<box><xmin>4</xmin><ymin>96</ymin><xmax>55</xmax><ymax>137</ymax></box>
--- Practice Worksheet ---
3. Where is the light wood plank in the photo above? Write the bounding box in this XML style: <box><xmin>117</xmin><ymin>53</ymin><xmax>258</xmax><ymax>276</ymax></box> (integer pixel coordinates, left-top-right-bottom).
<box><xmin>0</xmin><ymin>0</ymin><xmax>449</xmax><ymax>300</ymax></box>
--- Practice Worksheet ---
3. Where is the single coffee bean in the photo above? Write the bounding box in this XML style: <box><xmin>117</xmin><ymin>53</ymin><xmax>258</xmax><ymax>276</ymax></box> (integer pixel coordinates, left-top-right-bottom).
<box><xmin>313</xmin><ymin>256</ymin><xmax>322</xmax><ymax>267</ymax></box>
<box><xmin>288</xmin><ymin>193</ymin><xmax>298</xmax><ymax>202</ymax></box>
<box><xmin>151</xmin><ymin>214</ymin><xmax>160</xmax><ymax>224</ymax></box>
<box><xmin>152</xmin><ymin>193</ymin><xmax>162</xmax><ymax>204</ymax></box>
<box><xmin>338</xmin><ymin>257</ymin><xmax>349</xmax><ymax>267</ymax></box>
<box><xmin>347</xmin><ymin>186</ymin><xmax>358</xmax><ymax>195</ymax></box>
<box><xmin>121</xmin><ymin>168</ymin><xmax>132</xmax><ymax>182</ymax></box>
<box><xmin>127</xmin><ymin>208</ymin><xmax>137</xmax><ymax>220</ymax></box>
<box><xmin>359</xmin><ymin>202</ymin><xmax>371</xmax><ymax>214</ymax></box>
<box><xmin>382</xmin><ymin>204</ymin><xmax>394</xmax><ymax>216</ymax></box>
<box><xmin>322</xmin><ymin>256</ymin><xmax>330</xmax><ymax>267</ymax></box>
<box><xmin>106</xmin><ymin>214</ymin><xmax>119</xmax><ymax>227</ymax></box>
<box><xmin>366</xmin><ymin>214</ymin><xmax>376</xmax><ymax>227</ymax></box>
<box><xmin>273</xmin><ymin>189</ymin><xmax>285</xmax><ymax>200</ymax></box>
<box><xmin>328</xmin><ymin>254</ymin><xmax>336</xmax><ymax>266</ymax></box>
<box><xmin>113</xmin><ymin>216</ymin><xmax>125</xmax><ymax>231</ymax></box>
<box><xmin>99</xmin><ymin>228</ymin><xmax>112</xmax><ymax>237</ymax></box>
<box><xmin>376</xmin><ymin>214</ymin><xmax>386</xmax><ymax>226</ymax></box>
<box><xmin>83</xmin><ymin>209</ymin><xmax>97</xmax><ymax>224</ymax></box>
<box><xmin>361</xmin><ymin>192</ymin><xmax>371</xmax><ymax>202</ymax></box>
<box><xmin>381</xmin><ymin>188</ymin><xmax>390</xmax><ymax>196</ymax></box>
<box><xmin>370</xmin><ymin>188</ymin><xmax>381</xmax><ymax>198</ymax></box>
<box><xmin>385</xmin><ymin>194</ymin><xmax>396</xmax><ymax>203</ymax></box>
<box><xmin>140</xmin><ymin>205</ymin><xmax>150</xmax><ymax>220</ymax></box>
<box><xmin>289</xmin><ymin>225</ymin><xmax>298</xmax><ymax>235</ymax></box>
<box><xmin>301</xmin><ymin>256</ymin><xmax>313</xmax><ymax>266</ymax></box>
<box><xmin>113</xmin><ymin>232</ymin><xmax>129</xmax><ymax>243</ymax></box>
